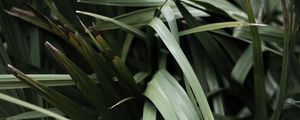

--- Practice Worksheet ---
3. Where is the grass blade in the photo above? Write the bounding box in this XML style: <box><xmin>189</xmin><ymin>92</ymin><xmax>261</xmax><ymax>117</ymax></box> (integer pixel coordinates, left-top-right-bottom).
<box><xmin>149</xmin><ymin>17</ymin><xmax>213</xmax><ymax>120</ymax></box>
<box><xmin>91</xmin><ymin>6</ymin><xmax>208</xmax><ymax>31</ymax></box>
<box><xmin>233</xmin><ymin>26</ymin><xmax>283</xmax><ymax>44</ymax></box>
<box><xmin>44</xmin><ymin>0</ymin><xmax>76</xmax><ymax>31</ymax></box>
<box><xmin>244</xmin><ymin>0</ymin><xmax>267</xmax><ymax>119</ymax></box>
<box><xmin>0</xmin><ymin>93</ymin><xmax>68</xmax><ymax>120</ymax></box>
<box><xmin>6</xmin><ymin>65</ymin><xmax>95</xmax><ymax>120</ymax></box>
<box><xmin>5</xmin><ymin>7</ymin><xmax>52</xmax><ymax>33</ymax></box>
<box><xmin>45</xmin><ymin>42</ymin><xmax>118</xmax><ymax>120</ymax></box>
<box><xmin>231</xmin><ymin>46</ymin><xmax>253</xmax><ymax>85</ymax></box>
<box><xmin>0</xmin><ymin>74</ymin><xmax>97</xmax><ymax>90</ymax></box>
<box><xmin>271</xmin><ymin>0</ymin><xmax>292</xmax><ymax>119</ymax></box>
<box><xmin>176</xmin><ymin>1</ymin><xmax>232</xmax><ymax>77</ymax></box>
<box><xmin>5</xmin><ymin>108</ymin><xmax>63</xmax><ymax>120</ymax></box>
<box><xmin>76</xmin><ymin>10</ymin><xmax>147</xmax><ymax>40</ymax></box>
<box><xmin>77</xmin><ymin>0</ymin><xmax>164</xmax><ymax>6</ymax></box>
<box><xmin>144</xmin><ymin>69</ymin><xmax>201</xmax><ymax>120</ymax></box>
<box><xmin>179</xmin><ymin>21</ymin><xmax>266</xmax><ymax>37</ymax></box>
<box><xmin>161</xmin><ymin>4</ymin><xmax>179</xmax><ymax>42</ymax></box>
<box><xmin>121</xmin><ymin>33</ymin><xmax>134</xmax><ymax>62</ymax></box>
<box><xmin>182</xmin><ymin>0</ymin><xmax>247</xmax><ymax>20</ymax></box>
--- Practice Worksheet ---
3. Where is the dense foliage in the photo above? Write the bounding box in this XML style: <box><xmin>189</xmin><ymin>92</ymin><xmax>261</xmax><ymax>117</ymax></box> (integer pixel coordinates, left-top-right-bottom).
<box><xmin>0</xmin><ymin>0</ymin><xmax>299</xmax><ymax>120</ymax></box>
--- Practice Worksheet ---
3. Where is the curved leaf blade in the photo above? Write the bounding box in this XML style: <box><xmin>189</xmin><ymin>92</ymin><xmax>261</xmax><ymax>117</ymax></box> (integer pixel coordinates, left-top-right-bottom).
<box><xmin>5</xmin><ymin>108</ymin><xmax>63</xmax><ymax>120</ymax></box>
<box><xmin>76</xmin><ymin>11</ymin><xmax>147</xmax><ymax>40</ymax></box>
<box><xmin>179</xmin><ymin>21</ymin><xmax>266</xmax><ymax>37</ymax></box>
<box><xmin>149</xmin><ymin>17</ymin><xmax>213</xmax><ymax>120</ymax></box>
<box><xmin>6</xmin><ymin>65</ymin><xmax>95</xmax><ymax>120</ymax></box>
<box><xmin>45</xmin><ymin>42</ymin><xmax>116</xmax><ymax>119</ymax></box>
<box><xmin>77</xmin><ymin>0</ymin><xmax>164</xmax><ymax>6</ymax></box>
<box><xmin>144</xmin><ymin>69</ymin><xmax>201</xmax><ymax>120</ymax></box>
<box><xmin>0</xmin><ymin>93</ymin><xmax>68</xmax><ymax>120</ymax></box>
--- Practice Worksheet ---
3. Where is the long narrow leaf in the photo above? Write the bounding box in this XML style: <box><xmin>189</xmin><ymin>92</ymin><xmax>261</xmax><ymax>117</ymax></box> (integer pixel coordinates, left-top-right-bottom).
<box><xmin>6</xmin><ymin>108</ymin><xmax>63</xmax><ymax>120</ymax></box>
<box><xmin>44</xmin><ymin>0</ymin><xmax>76</xmax><ymax>31</ymax></box>
<box><xmin>0</xmin><ymin>74</ymin><xmax>97</xmax><ymax>90</ymax></box>
<box><xmin>271</xmin><ymin>0</ymin><xmax>292</xmax><ymax>119</ymax></box>
<box><xmin>161</xmin><ymin>4</ymin><xmax>179</xmax><ymax>42</ymax></box>
<box><xmin>5</xmin><ymin>7</ymin><xmax>52</xmax><ymax>33</ymax></box>
<box><xmin>176</xmin><ymin>1</ymin><xmax>232</xmax><ymax>77</ymax></box>
<box><xmin>149</xmin><ymin>17</ymin><xmax>213</xmax><ymax>120</ymax></box>
<box><xmin>231</xmin><ymin>46</ymin><xmax>253</xmax><ymax>85</ymax></box>
<box><xmin>92</xmin><ymin>6</ymin><xmax>208</xmax><ymax>31</ymax></box>
<box><xmin>76</xmin><ymin>11</ymin><xmax>147</xmax><ymax>40</ymax></box>
<box><xmin>144</xmin><ymin>69</ymin><xmax>201</xmax><ymax>120</ymax></box>
<box><xmin>6</xmin><ymin>65</ymin><xmax>95</xmax><ymax>120</ymax></box>
<box><xmin>45</xmin><ymin>42</ymin><xmax>117</xmax><ymax>120</ymax></box>
<box><xmin>244</xmin><ymin>0</ymin><xmax>267</xmax><ymax>119</ymax></box>
<box><xmin>179</xmin><ymin>21</ymin><xmax>266</xmax><ymax>37</ymax></box>
<box><xmin>77</xmin><ymin>0</ymin><xmax>164</xmax><ymax>6</ymax></box>
<box><xmin>0</xmin><ymin>93</ymin><xmax>68</xmax><ymax>120</ymax></box>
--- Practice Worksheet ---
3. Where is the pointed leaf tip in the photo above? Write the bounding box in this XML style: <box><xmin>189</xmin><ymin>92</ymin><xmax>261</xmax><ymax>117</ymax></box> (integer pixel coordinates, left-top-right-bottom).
<box><xmin>45</xmin><ymin>42</ymin><xmax>59</xmax><ymax>53</ymax></box>
<box><xmin>6</xmin><ymin>64</ymin><xmax>21</xmax><ymax>75</ymax></box>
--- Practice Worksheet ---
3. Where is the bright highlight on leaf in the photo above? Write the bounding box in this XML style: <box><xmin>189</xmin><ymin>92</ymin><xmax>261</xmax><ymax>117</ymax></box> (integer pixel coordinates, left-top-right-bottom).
<box><xmin>149</xmin><ymin>17</ymin><xmax>214</xmax><ymax>120</ymax></box>
<box><xmin>0</xmin><ymin>93</ymin><xmax>69</xmax><ymax>120</ymax></box>
<box><xmin>179</xmin><ymin>21</ymin><xmax>267</xmax><ymax>36</ymax></box>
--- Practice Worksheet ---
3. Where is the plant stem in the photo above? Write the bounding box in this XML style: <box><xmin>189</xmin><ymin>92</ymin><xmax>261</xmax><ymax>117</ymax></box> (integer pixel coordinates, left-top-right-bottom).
<box><xmin>244</xmin><ymin>0</ymin><xmax>267</xmax><ymax>120</ymax></box>
<box><xmin>271</xmin><ymin>0</ymin><xmax>291</xmax><ymax>119</ymax></box>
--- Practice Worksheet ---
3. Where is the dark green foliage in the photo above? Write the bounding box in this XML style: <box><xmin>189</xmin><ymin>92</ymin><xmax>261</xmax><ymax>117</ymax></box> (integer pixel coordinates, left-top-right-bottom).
<box><xmin>0</xmin><ymin>0</ymin><xmax>299</xmax><ymax>120</ymax></box>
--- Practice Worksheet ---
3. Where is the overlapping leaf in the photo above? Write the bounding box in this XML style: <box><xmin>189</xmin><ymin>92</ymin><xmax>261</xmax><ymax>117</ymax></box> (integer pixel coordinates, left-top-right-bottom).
<box><xmin>144</xmin><ymin>69</ymin><xmax>201</xmax><ymax>120</ymax></box>
<box><xmin>149</xmin><ymin>17</ymin><xmax>213</xmax><ymax>120</ymax></box>
<box><xmin>6</xmin><ymin>65</ymin><xmax>95</xmax><ymax>120</ymax></box>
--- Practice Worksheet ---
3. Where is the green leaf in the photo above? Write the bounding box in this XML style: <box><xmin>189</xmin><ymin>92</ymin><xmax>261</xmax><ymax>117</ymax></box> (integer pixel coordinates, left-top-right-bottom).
<box><xmin>211</xmin><ymin>30</ymin><xmax>282</xmax><ymax>56</ymax></box>
<box><xmin>45</xmin><ymin>42</ymin><xmax>117</xmax><ymax>120</ymax></box>
<box><xmin>77</xmin><ymin>0</ymin><xmax>165</xmax><ymax>6</ymax></box>
<box><xmin>92</xmin><ymin>7</ymin><xmax>157</xmax><ymax>30</ymax></box>
<box><xmin>6</xmin><ymin>65</ymin><xmax>95</xmax><ymax>120</ymax></box>
<box><xmin>67</xmin><ymin>31</ymin><xmax>139</xmax><ymax>119</ymax></box>
<box><xmin>158</xmin><ymin>49</ymin><xmax>169</xmax><ymax>69</ymax></box>
<box><xmin>233</xmin><ymin>26</ymin><xmax>283</xmax><ymax>44</ymax></box>
<box><xmin>244</xmin><ymin>0</ymin><xmax>267</xmax><ymax>119</ymax></box>
<box><xmin>181</xmin><ymin>0</ymin><xmax>231</xmax><ymax>19</ymax></box>
<box><xmin>92</xmin><ymin>6</ymin><xmax>208</xmax><ymax>31</ymax></box>
<box><xmin>109</xmin><ymin>97</ymin><xmax>134</xmax><ymax>109</ymax></box>
<box><xmin>76</xmin><ymin>10</ymin><xmax>147</xmax><ymax>40</ymax></box>
<box><xmin>176</xmin><ymin>0</ymin><xmax>235</xmax><ymax>78</ymax></box>
<box><xmin>134</xmin><ymin>72</ymin><xmax>150</xmax><ymax>84</ymax></box>
<box><xmin>5</xmin><ymin>7</ymin><xmax>52</xmax><ymax>33</ymax></box>
<box><xmin>6</xmin><ymin>108</ymin><xmax>63</xmax><ymax>120</ymax></box>
<box><xmin>121</xmin><ymin>33</ymin><xmax>134</xmax><ymax>62</ymax></box>
<box><xmin>142</xmin><ymin>101</ymin><xmax>157</xmax><ymax>120</ymax></box>
<box><xmin>144</xmin><ymin>69</ymin><xmax>201</xmax><ymax>120</ymax></box>
<box><xmin>44</xmin><ymin>0</ymin><xmax>76</xmax><ymax>31</ymax></box>
<box><xmin>231</xmin><ymin>46</ymin><xmax>253</xmax><ymax>85</ymax></box>
<box><xmin>66</xmin><ymin>32</ymin><xmax>122</xmax><ymax>101</ymax></box>
<box><xmin>112</xmin><ymin>56</ymin><xmax>142</xmax><ymax>96</ymax></box>
<box><xmin>188</xmin><ymin>39</ymin><xmax>224</xmax><ymax>115</ymax></box>
<box><xmin>182</xmin><ymin>0</ymin><xmax>247</xmax><ymax>20</ymax></box>
<box><xmin>149</xmin><ymin>17</ymin><xmax>213</xmax><ymax>120</ymax></box>
<box><xmin>271</xmin><ymin>0</ymin><xmax>292</xmax><ymax>120</ymax></box>
<box><xmin>161</xmin><ymin>4</ymin><xmax>179</xmax><ymax>42</ymax></box>
<box><xmin>179</xmin><ymin>21</ymin><xmax>266</xmax><ymax>37</ymax></box>
<box><xmin>0</xmin><ymin>74</ymin><xmax>97</xmax><ymax>90</ymax></box>
<box><xmin>0</xmin><ymin>93</ymin><xmax>68</xmax><ymax>120</ymax></box>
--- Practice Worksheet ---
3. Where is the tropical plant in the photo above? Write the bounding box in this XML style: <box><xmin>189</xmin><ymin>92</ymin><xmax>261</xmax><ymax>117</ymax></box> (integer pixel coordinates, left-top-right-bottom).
<box><xmin>0</xmin><ymin>0</ymin><xmax>299</xmax><ymax>120</ymax></box>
